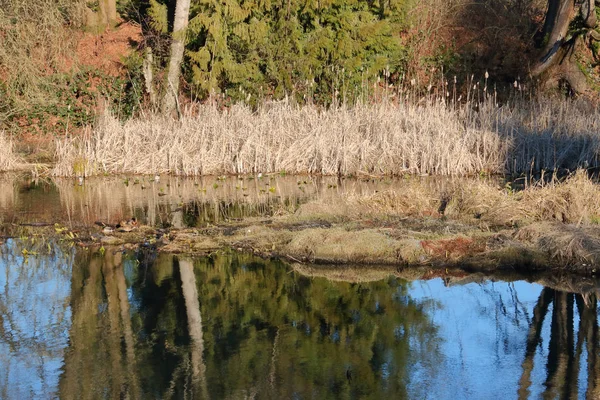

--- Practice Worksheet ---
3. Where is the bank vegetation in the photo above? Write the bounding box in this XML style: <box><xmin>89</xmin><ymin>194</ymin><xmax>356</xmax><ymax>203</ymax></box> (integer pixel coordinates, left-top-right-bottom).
<box><xmin>52</xmin><ymin>95</ymin><xmax>600</xmax><ymax>177</ymax></box>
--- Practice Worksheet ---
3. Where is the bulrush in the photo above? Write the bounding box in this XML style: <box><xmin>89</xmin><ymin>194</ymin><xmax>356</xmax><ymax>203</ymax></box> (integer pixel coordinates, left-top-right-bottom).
<box><xmin>52</xmin><ymin>97</ymin><xmax>600</xmax><ymax>177</ymax></box>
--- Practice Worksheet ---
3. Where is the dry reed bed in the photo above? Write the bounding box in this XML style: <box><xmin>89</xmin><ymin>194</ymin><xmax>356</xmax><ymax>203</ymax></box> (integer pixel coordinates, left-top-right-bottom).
<box><xmin>306</xmin><ymin>170</ymin><xmax>600</xmax><ymax>228</ymax></box>
<box><xmin>52</xmin><ymin>98</ymin><xmax>600</xmax><ymax>177</ymax></box>
<box><xmin>0</xmin><ymin>132</ymin><xmax>20</xmax><ymax>172</ymax></box>
<box><xmin>52</xmin><ymin>101</ymin><xmax>506</xmax><ymax>176</ymax></box>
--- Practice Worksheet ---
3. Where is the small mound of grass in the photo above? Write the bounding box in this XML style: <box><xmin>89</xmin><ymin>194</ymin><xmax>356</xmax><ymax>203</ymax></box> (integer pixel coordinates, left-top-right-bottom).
<box><xmin>285</xmin><ymin>227</ymin><xmax>425</xmax><ymax>264</ymax></box>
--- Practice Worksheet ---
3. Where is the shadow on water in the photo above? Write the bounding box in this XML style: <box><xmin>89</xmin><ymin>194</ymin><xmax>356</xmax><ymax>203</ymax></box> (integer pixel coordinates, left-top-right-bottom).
<box><xmin>3</xmin><ymin>242</ymin><xmax>600</xmax><ymax>398</ymax></box>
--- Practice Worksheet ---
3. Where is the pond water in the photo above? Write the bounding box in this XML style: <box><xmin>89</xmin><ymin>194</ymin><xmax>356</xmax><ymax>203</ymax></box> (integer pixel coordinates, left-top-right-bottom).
<box><xmin>0</xmin><ymin>174</ymin><xmax>596</xmax><ymax>399</ymax></box>
<box><xmin>0</xmin><ymin>173</ymin><xmax>490</xmax><ymax>228</ymax></box>
<box><xmin>1</xmin><ymin>240</ymin><xmax>599</xmax><ymax>399</ymax></box>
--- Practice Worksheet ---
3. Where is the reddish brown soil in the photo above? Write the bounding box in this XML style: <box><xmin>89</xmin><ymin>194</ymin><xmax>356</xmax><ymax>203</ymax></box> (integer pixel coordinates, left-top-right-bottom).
<box><xmin>75</xmin><ymin>21</ymin><xmax>142</xmax><ymax>76</ymax></box>
<box><xmin>14</xmin><ymin>22</ymin><xmax>142</xmax><ymax>157</ymax></box>
<box><xmin>421</xmin><ymin>237</ymin><xmax>486</xmax><ymax>260</ymax></box>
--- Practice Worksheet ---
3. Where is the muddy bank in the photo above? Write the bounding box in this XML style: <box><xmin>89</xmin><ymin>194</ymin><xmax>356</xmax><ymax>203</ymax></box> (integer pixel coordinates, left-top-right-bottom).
<box><xmin>4</xmin><ymin>212</ymin><xmax>600</xmax><ymax>276</ymax></box>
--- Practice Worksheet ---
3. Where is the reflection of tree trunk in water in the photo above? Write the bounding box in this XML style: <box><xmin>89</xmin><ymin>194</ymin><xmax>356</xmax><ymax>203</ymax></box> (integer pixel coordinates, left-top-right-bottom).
<box><xmin>568</xmin><ymin>294</ymin><xmax>595</xmax><ymax>399</ymax></box>
<box><xmin>518</xmin><ymin>288</ymin><xmax>553</xmax><ymax>400</ymax></box>
<box><xmin>114</xmin><ymin>252</ymin><xmax>140</xmax><ymax>399</ymax></box>
<box><xmin>269</xmin><ymin>328</ymin><xmax>280</xmax><ymax>391</ymax></box>
<box><xmin>60</xmin><ymin>255</ymin><xmax>104</xmax><ymax>399</ymax></box>
<box><xmin>171</xmin><ymin>209</ymin><xmax>184</xmax><ymax>229</ymax></box>
<box><xmin>543</xmin><ymin>292</ymin><xmax>574</xmax><ymax>400</ymax></box>
<box><xmin>61</xmin><ymin>251</ymin><xmax>138</xmax><ymax>399</ymax></box>
<box><xmin>102</xmin><ymin>251</ymin><xmax>126</xmax><ymax>400</ymax></box>
<box><xmin>583</xmin><ymin>294</ymin><xmax>600</xmax><ymax>398</ymax></box>
<box><xmin>179</xmin><ymin>257</ymin><xmax>209</xmax><ymax>398</ymax></box>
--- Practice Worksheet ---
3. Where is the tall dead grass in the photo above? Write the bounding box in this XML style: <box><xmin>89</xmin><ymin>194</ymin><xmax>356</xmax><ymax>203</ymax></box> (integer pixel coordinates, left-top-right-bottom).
<box><xmin>0</xmin><ymin>131</ymin><xmax>20</xmax><ymax>171</ymax></box>
<box><xmin>0</xmin><ymin>0</ymin><xmax>85</xmax><ymax>115</ymax></box>
<box><xmin>447</xmin><ymin>171</ymin><xmax>600</xmax><ymax>227</ymax></box>
<box><xmin>53</xmin><ymin>96</ymin><xmax>600</xmax><ymax>177</ymax></box>
<box><xmin>298</xmin><ymin>170</ymin><xmax>600</xmax><ymax>228</ymax></box>
<box><xmin>52</xmin><ymin>100</ymin><xmax>507</xmax><ymax>176</ymax></box>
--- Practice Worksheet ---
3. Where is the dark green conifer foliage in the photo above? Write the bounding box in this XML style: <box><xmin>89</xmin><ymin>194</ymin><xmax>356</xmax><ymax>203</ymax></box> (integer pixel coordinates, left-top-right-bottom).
<box><xmin>183</xmin><ymin>0</ymin><xmax>410</xmax><ymax>104</ymax></box>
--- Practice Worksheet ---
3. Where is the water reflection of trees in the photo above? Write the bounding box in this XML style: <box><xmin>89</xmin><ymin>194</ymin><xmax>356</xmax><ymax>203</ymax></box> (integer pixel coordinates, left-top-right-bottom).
<box><xmin>518</xmin><ymin>287</ymin><xmax>600</xmax><ymax>399</ymax></box>
<box><xmin>12</xmin><ymin>239</ymin><xmax>600</xmax><ymax>399</ymax></box>
<box><xmin>59</xmin><ymin>249</ymin><xmax>140</xmax><ymax>399</ymax></box>
<box><xmin>193</xmin><ymin>253</ymin><xmax>441</xmax><ymax>399</ymax></box>
<box><xmin>57</xmin><ymin>250</ymin><xmax>442</xmax><ymax>399</ymax></box>
<box><xmin>0</xmin><ymin>239</ymin><xmax>73</xmax><ymax>399</ymax></box>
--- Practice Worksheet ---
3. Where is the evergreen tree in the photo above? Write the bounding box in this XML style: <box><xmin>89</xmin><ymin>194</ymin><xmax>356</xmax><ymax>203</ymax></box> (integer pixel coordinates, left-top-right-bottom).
<box><xmin>181</xmin><ymin>0</ymin><xmax>410</xmax><ymax>104</ymax></box>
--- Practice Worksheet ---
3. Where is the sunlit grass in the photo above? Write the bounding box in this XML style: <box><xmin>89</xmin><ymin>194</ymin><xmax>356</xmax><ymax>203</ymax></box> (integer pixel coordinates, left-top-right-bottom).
<box><xmin>52</xmin><ymin>95</ymin><xmax>600</xmax><ymax>177</ymax></box>
<box><xmin>0</xmin><ymin>131</ymin><xmax>21</xmax><ymax>171</ymax></box>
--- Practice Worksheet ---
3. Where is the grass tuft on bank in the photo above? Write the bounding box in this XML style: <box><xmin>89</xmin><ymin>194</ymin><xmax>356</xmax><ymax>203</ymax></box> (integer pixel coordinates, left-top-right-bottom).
<box><xmin>294</xmin><ymin>170</ymin><xmax>600</xmax><ymax>229</ymax></box>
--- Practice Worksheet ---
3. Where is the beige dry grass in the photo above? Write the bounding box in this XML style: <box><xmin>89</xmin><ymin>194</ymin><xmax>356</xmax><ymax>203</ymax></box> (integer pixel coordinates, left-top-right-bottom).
<box><xmin>294</xmin><ymin>170</ymin><xmax>600</xmax><ymax>229</ymax></box>
<box><xmin>0</xmin><ymin>132</ymin><xmax>20</xmax><ymax>171</ymax></box>
<box><xmin>52</xmin><ymin>96</ymin><xmax>600</xmax><ymax>177</ymax></box>
<box><xmin>516</xmin><ymin>222</ymin><xmax>600</xmax><ymax>269</ymax></box>
<box><xmin>52</xmin><ymin>100</ymin><xmax>506</xmax><ymax>176</ymax></box>
<box><xmin>284</xmin><ymin>227</ymin><xmax>425</xmax><ymax>264</ymax></box>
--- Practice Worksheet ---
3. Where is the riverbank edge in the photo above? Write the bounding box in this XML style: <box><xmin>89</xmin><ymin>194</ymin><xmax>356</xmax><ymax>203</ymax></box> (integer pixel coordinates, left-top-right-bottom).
<box><xmin>6</xmin><ymin>216</ymin><xmax>600</xmax><ymax>277</ymax></box>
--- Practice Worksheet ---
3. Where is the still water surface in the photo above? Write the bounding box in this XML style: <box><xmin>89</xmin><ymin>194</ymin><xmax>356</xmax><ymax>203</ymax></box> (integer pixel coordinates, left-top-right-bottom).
<box><xmin>0</xmin><ymin>173</ymin><xmax>493</xmax><ymax>227</ymax></box>
<box><xmin>1</xmin><ymin>240</ymin><xmax>598</xmax><ymax>399</ymax></box>
<box><xmin>0</xmin><ymin>174</ymin><xmax>596</xmax><ymax>399</ymax></box>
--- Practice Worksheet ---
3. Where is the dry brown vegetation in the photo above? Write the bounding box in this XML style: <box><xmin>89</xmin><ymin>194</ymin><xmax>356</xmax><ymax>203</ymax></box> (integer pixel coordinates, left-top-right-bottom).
<box><xmin>51</xmin><ymin>96</ymin><xmax>600</xmax><ymax>177</ymax></box>
<box><xmin>4</xmin><ymin>170</ymin><xmax>600</xmax><ymax>272</ymax></box>
<box><xmin>0</xmin><ymin>0</ymin><xmax>86</xmax><ymax>113</ymax></box>
<box><xmin>51</xmin><ymin>100</ymin><xmax>504</xmax><ymax>176</ymax></box>
<box><xmin>0</xmin><ymin>132</ymin><xmax>20</xmax><ymax>171</ymax></box>
<box><xmin>516</xmin><ymin>222</ymin><xmax>600</xmax><ymax>270</ymax></box>
<box><xmin>293</xmin><ymin>170</ymin><xmax>600</xmax><ymax>229</ymax></box>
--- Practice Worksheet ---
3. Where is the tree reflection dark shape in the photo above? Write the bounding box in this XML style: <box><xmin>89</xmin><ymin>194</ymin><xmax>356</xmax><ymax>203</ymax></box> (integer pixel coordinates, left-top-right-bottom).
<box><xmin>518</xmin><ymin>288</ymin><xmax>600</xmax><ymax>399</ymax></box>
<box><xmin>59</xmin><ymin>250</ymin><xmax>139</xmax><ymax>399</ymax></box>
<box><xmin>59</xmin><ymin>250</ymin><xmax>442</xmax><ymax>399</ymax></box>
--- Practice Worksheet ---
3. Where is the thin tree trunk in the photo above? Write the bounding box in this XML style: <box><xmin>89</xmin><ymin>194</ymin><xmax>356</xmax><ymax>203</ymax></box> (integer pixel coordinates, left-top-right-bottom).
<box><xmin>162</xmin><ymin>0</ymin><xmax>191</xmax><ymax>115</ymax></box>
<box><xmin>86</xmin><ymin>0</ymin><xmax>117</xmax><ymax>31</ymax></box>
<box><xmin>98</xmin><ymin>0</ymin><xmax>108</xmax><ymax>27</ymax></box>
<box><xmin>583</xmin><ymin>0</ymin><xmax>597</xmax><ymax>28</ymax></box>
<box><xmin>143</xmin><ymin>48</ymin><xmax>157</xmax><ymax>108</ymax></box>
<box><xmin>106</xmin><ymin>0</ymin><xmax>117</xmax><ymax>28</ymax></box>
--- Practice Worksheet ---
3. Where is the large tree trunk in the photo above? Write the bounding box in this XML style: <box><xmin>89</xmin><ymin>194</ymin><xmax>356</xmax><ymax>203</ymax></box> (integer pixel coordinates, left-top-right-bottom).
<box><xmin>531</xmin><ymin>0</ymin><xmax>598</xmax><ymax>95</ymax></box>
<box><xmin>162</xmin><ymin>0</ymin><xmax>191</xmax><ymax>116</ymax></box>
<box><xmin>531</xmin><ymin>0</ymin><xmax>575</xmax><ymax>77</ymax></box>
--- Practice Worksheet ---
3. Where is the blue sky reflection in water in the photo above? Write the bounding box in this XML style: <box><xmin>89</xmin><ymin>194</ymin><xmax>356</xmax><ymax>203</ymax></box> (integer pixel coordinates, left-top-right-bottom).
<box><xmin>0</xmin><ymin>241</ymin><xmax>597</xmax><ymax>399</ymax></box>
